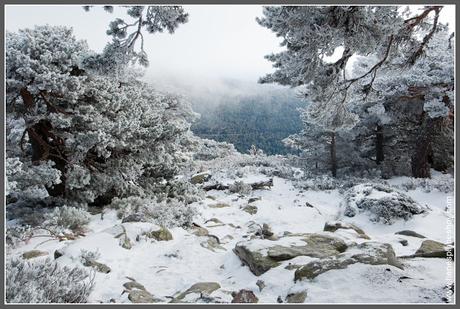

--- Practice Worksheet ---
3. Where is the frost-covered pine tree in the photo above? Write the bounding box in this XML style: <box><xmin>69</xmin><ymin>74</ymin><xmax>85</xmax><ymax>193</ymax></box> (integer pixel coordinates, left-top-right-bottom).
<box><xmin>6</xmin><ymin>20</ymin><xmax>196</xmax><ymax>211</ymax></box>
<box><xmin>348</xmin><ymin>27</ymin><xmax>454</xmax><ymax>177</ymax></box>
<box><xmin>83</xmin><ymin>5</ymin><xmax>188</xmax><ymax>75</ymax></box>
<box><xmin>258</xmin><ymin>5</ymin><xmax>449</xmax><ymax>177</ymax></box>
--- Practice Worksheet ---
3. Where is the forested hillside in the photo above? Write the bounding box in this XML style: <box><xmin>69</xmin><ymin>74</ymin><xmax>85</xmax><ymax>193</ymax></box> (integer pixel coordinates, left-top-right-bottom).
<box><xmin>191</xmin><ymin>86</ymin><xmax>304</xmax><ymax>154</ymax></box>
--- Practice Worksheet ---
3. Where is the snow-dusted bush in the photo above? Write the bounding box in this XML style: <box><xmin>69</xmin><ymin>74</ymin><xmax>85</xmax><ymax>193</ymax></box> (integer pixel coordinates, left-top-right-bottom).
<box><xmin>395</xmin><ymin>173</ymin><xmax>454</xmax><ymax>193</ymax></box>
<box><xmin>110</xmin><ymin>196</ymin><xmax>196</xmax><ymax>228</ymax></box>
<box><xmin>80</xmin><ymin>249</ymin><xmax>101</xmax><ymax>264</ymax></box>
<box><xmin>344</xmin><ymin>183</ymin><xmax>425</xmax><ymax>224</ymax></box>
<box><xmin>229</xmin><ymin>181</ymin><xmax>253</xmax><ymax>195</ymax></box>
<box><xmin>44</xmin><ymin>206</ymin><xmax>91</xmax><ymax>233</ymax></box>
<box><xmin>6</xmin><ymin>258</ymin><xmax>94</xmax><ymax>303</ymax></box>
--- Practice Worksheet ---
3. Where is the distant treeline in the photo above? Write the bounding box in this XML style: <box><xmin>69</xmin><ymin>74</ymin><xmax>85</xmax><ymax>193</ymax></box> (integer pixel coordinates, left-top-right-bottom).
<box><xmin>191</xmin><ymin>92</ymin><xmax>304</xmax><ymax>155</ymax></box>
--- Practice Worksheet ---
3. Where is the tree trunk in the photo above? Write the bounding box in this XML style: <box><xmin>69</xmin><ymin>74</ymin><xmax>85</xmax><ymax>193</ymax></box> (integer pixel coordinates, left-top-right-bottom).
<box><xmin>375</xmin><ymin>125</ymin><xmax>384</xmax><ymax>165</ymax></box>
<box><xmin>330</xmin><ymin>132</ymin><xmax>337</xmax><ymax>177</ymax></box>
<box><xmin>411</xmin><ymin>116</ymin><xmax>441</xmax><ymax>178</ymax></box>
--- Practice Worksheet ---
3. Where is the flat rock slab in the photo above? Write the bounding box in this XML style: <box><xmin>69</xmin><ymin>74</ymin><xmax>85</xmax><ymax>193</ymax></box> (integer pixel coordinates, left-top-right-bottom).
<box><xmin>22</xmin><ymin>250</ymin><xmax>48</xmax><ymax>259</ymax></box>
<box><xmin>395</xmin><ymin>230</ymin><xmax>426</xmax><ymax>238</ymax></box>
<box><xmin>294</xmin><ymin>241</ymin><xmax>403</xmax><ymax>281</ymax></box>
<box><xmin>171</xmin><ymin>282</ymin><xmax>221</xmax><ymax>303</ymax></box>
<box><xmin>234</xmin><ymin>233</ymin><xmax>348</xmax><ymax>276</ymax></box>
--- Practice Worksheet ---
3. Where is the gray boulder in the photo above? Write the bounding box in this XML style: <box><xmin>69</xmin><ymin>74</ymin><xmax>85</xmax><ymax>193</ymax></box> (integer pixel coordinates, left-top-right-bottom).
<box><xmin>324</xmin><ymin>221</ymin><xmax>370</xmax><ymax>239</ymax></box>
<box><xmin>231</xmin><ymin>289</ymin><xmax>258</xmax><ymax>303</ymax></box>
<box><xmin>395</xmin><ymin>230</ymin><xmax>426</xmax><ymax>238</ymax></box>
<box><xmin>414</xmin><ymin>240</ymin><xmax>450</xmax><ymax>258</ymax></box>
<box><xmin>295</xmin><ymin>242</ymin><xmax>403</xmax><ymax>281</ymax></box>
<box><xmin>171</xmin><ymin>282</ymin><xmax>221</xmax><ymax>303</ymax></box>
<box><xmin>286</xmin><ymin>291</ymin><xmax>308</xmax><ymax>303</ymax></box>
<box><xmin>234</xmin><ymin>234</ymin><xmax>347</xmax><ymax>276</ymax></box>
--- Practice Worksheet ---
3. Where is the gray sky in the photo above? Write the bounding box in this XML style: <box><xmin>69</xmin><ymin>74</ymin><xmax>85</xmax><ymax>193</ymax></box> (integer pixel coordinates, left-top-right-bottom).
<box><xmin>5</xmin><ymin>5</ymin><xmax>455</xmax><ymax>87</ymax></box>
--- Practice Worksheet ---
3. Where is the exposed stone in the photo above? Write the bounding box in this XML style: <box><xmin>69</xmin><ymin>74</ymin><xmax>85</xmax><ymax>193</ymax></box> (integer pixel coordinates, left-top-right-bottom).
<box><xmin>399</xmin><ymin>239</ymin><xmax>408</xmax><ymax>246</ymax></box>
<box><xmin>209</xmin><ymin>203</ymin><xmax>231</xmax><ymax>209</ymax></box>
<box><xmin>200</xmin><ymin>236</ymin><xmax>226</xmax><ymax>252</ymax></box>
<box><xmin>123</xmin><ymin>281</ymin><xmax>146</xmax><ymax>291</ymax></box>
<box><xmin>120</xmin><ymin>235</ymin><xmax>132</xmax><ymax>249</ymax></box>
<box><xmin>256</xmin><ymin>280</ymin><xmax>266</xmax><ymax>292</ymax></box>
<box><xmin>190</xmin><ymin>224</ymin><xmax>209</xmax><ymax>237</ymax></box>
<box><xmin>231</xmin><ymin>289</ymin><xmax>259</xmax><ymax>303</ymax></box>
<box><xmin>84</xmin><ymin>260</ymin><xmax>111</xmax><ymax>273</ymax></box>
<box><xmin>205</xmin><ymin>218</ymin><xmax>224</xmax><ymax>224</ymax></box>
<box><xmin>395</xmin><ymin>230</ymin><xmax>426</xmax><ymax>238</ymax></box>
<box><xmin>128</xmin><ymin>290</ymin><xmax>161</xmax><ymax>303</ymax></box>
<box><xmin>243</xmin><ymin>205</ymin><xmax>258</xmax><ymax>215</ymax></box>
<box><xmin>54</xmin><ymin>249</ymin><xmax>64</xmax><ymax>259</ymax></box>
<box><xmin>324</xmin><ymin>221</ymin><xmax>370</xmax><ymax>239</ymax></box>
<box><xmin>122</xmin><ymin>213</ymin><xmax>146</xmax><ymax>223</ymax></box>
<box><xmin>146</xmin><ymin>227</ymin><xmax>173</xmax><ymax>241</ymax></box>
<box><xmin>248</xmin><ymin>197</ymin><xmax>261</xmax><ymax>203</ymax></box>
<box><xmin>414</xmin><ymin>240</ymin><xmax>450</xmax><ymax>258</ymax></box>
<box><xmin>171</xmin><ymin>282</ymin><xmax>221</xmax><ymax>303</ymax></box>
<box><xmin>22</xmin><ymin>250</ymin><xmax>48</xmax><ymax>259</ymax></box>
<box><xmin>294</xmin><ymin>242</ymin><xmax>403</xmax><ymax>281</ymax></box>
<box><xmin>286</xmin><ymin>291</ymin><xmax>308</xmax><ymax>303</ymax></box>
<box><xmin>191</xmin><ymin>172</ymin><xmax>211</xmax><ymax>184</ymax></box>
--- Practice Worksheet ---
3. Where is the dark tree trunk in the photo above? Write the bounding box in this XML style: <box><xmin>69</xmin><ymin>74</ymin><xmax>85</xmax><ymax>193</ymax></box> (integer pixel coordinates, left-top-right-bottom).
<box><xmin>375</xmin><ymin>125</ymin><xmax>384</xmax><ymax>165</ymax></box>
<box><xmin>411</xmin><ymin>116</ymin><xmax>442</xmax><ymax>178</ymax></box>
<box><xmin>27</xmin><ymin>119</ymin><xmax>67</xmax><ymax>196</ymax></box>
<box><xmin>330</xmin><ymin>132</ymin><xmax>337</xmax><ymax>177</ymax></box>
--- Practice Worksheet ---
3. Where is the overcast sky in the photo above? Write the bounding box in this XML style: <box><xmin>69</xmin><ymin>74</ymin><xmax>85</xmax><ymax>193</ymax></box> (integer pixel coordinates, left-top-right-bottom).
<box><xmin>5</xmin><ymin>5</ymin><xmax>455</xmax><ymax>87</ymax></box>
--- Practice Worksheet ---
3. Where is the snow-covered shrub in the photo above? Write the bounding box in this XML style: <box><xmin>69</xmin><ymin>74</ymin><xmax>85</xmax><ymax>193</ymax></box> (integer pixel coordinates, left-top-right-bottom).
<box><xmin>344</xmin><ymin>183</ymin><xmax>425</xmax><ymax>224</ymax></box>
<box><xmin>229</xmin><ymin>181</ymin><xmax>253</xmax><ymax>195</ymax></box>
<box><xmin>396</xmin><ymin>173</ymin><xmax>454</xmax><ymax>193</ymax></box>
<box><xmin>44</xmin><ymin>206</ymin><xmax>91</xmax><ymax>232</ymax></box>
<box><xmin>6</xmin><ymin>258</ymin><xmax>94</xmax><ymax>303</ymax></box>
<box><xmin>110</xmin><ymin>196</ymin><xmax>196</xmax><ymax>228</ymax></box>
<box><xmin>80</xmin><ymin>249</ymin><xmax>100</xmax><ymax>265</ymax></box>
<box><xmin>147</xmin><ymin>178</ymin><xmax>205</xmax><ymax>204</ymax></box>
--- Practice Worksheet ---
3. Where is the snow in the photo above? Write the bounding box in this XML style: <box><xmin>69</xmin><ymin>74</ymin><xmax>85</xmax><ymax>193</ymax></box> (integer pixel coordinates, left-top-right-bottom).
<box><xmin>7</xmin><ymin>172</ymin><xmax>454</xmax><ymax>304</ymax></box>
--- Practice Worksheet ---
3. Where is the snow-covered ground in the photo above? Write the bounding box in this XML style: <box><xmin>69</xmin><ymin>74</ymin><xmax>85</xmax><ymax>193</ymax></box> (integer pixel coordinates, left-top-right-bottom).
<box><xmin>8</xmin><ymin>172</ymin><xmax>455</xmax><ymax>304</ymax></box>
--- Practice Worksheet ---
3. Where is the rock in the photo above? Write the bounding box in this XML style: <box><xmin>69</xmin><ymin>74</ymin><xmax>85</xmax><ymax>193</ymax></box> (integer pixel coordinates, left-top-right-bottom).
<box><xmin>233</xmin><ymin>244</ymin><xmax>281</xmax><ymax>276</ymax></box>
<box><xmin>146</xmin><ymin>227</ymin><xmax>173</xmax><ymax>241</ymax></box>
<box><xmin>120</xmin><ymin>235</ymin><xmax>132</xmax><ymax>249</ymax></box>
<box><xmin>277</xmin><ymin>296</ymin><xmax>283</xmax><ymax>303</ymax></box>
<box><xmin>190</xmin><ymin>224</ymin><xmax>209</xmax><ymax>237</ymax></box>
<box><xmin>209</xmin><ymin>203</ymin><xmax>230</xmax><ymax>209</ymax></box>
<box><xmin>122</xmin><ymin>213</ymin><xmax>146</xmax><ymax>223</ymax></box>
<box><xmin>22</xmin><ymin>250</ymin><xmax>48</xmax><ymax>259</ymax></box>
<box><xmin>267</xmin><ymin>234</ymin><xmax>347</xmax><ymax>261</ymax></box>
<box><xmin>395</xmin><ymin>230</ymin><xmax>426</xmax><ymax>238</ymax></box>
<box><xmin>206</xmin><ymin>195</ymin><xmax>217</xmax><ymax>200</ymax></box>
<box><xmin>414</xmin><ymin>240</ymin><xmax>449</xmax><ymax>258</ymax></box>
<box><xmin>123</xmin><ymin>281</ymin><xmax>146</xmax><ymax>291</ymax></box>
<box><xmin>344</xmin><ymin>184</ymin><xmax>424</xmax><ymax>224</ymax></box>
<box><xmin>256</xmin><ymin>280</ymin><xmax>266</xmax><ymax>292</ymax></box>
<box><xmin>172</xmin><ymin>282</ymin><xmax>221</xmax><ymax>302</ymax></box>
<box><xmin>128</xmin><ymin>290</ymin><xmax>161</xmax><ymax>303</ymax></box>
<box><xmin>286</xmin><ymin>291</ymin><xmax>308</xmax><ymax>303</ymax></box>
<box><xmin>231</xmin><ymin>289</ymin><xmax>259</xmax><ymax>303</ymax></box>
<box><xmin>294</xmin><ymin>242</ymin><xmax>402</xmax><ymax>281</ymax></box>
<box><xmin>243</xmin><ymin>205</ymin><xmax>258</xmax><ymax>215</ymax></box>
<box><xmin>205</xmin><ymin>218</ymin><xmax>224</xmax><ymax>224</ymax></box>
<box><xmin>399</xmin><ymin>239</ymin><xmax>409</xmax><ymax>246</ymax></box>
<box><xmin>261</xmin><ymin>223</ymin><xmax>274</xmax><ymax>238</ymax></box>
<box><xmin>191</xmin><ymin>172</ymin><xmax>211</xmax><ymax>184</ymax></box>
<box><xmin>234</xmin><ymin>234</ymin><xmax>347</xmax><ymax>276</ymax></box>
<box><xmin>200</xmin><ymin>236</ymin><xmax>226</xmax><ymax>252</ymax></box>
<box><xmin>54</xmin><ymin>249</ymin><xmax>64</xmax><ymax>259</ymax></box>
<box><xmin>84</xmin><ymin>260</ymin><xmax>111</xmax><ymax>273</ymax></box>
<box><xmin>324</xmin><ymin>221</ymin><xmax>370</xmax><ymax>239</ymax></box>
<box><xmin>248</xmin><ymin>197</ymin><xmax>261</xmax><ymax>203</ymax></box>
